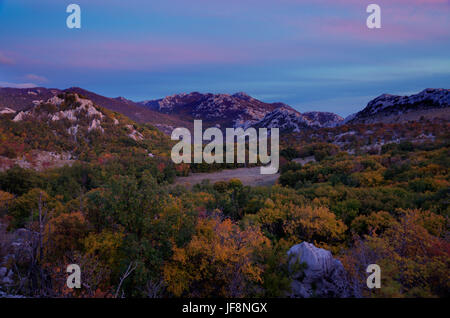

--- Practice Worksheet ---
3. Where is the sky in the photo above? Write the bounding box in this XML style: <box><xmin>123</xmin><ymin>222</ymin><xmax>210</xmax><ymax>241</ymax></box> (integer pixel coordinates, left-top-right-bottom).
<box><xmin>0</xmin><ymin>0</ymin><xmax>449</xmax><ymax>117</ymax></box>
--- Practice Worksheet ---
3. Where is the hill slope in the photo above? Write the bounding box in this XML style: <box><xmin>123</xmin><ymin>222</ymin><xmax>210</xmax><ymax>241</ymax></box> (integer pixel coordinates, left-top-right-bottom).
<box><xmin>0</xmin><ymin>92</ymin><xmax>171</xmax><ymax>171</ymax></box>
<box><xmin>347</xmin><ymin>88</ymin><xmax>450</xmax><ymax>124</ymax></box>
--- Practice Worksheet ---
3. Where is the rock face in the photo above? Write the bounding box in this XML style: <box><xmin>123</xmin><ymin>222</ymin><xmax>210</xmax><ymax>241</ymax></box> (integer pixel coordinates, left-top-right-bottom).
<box><xmin>288</xmin><ymin>242</ymin><xmax>355</xmax><ymax>298</ymax></box>
<box><xmin>0</xmin><ymin>267</ymin><xmax>13</xmax><ymax>286</ymax></box>
<box><xmin>0</xmin><ymin>224</ymin><xmax>33</xmax><ymax>298</ymax></box>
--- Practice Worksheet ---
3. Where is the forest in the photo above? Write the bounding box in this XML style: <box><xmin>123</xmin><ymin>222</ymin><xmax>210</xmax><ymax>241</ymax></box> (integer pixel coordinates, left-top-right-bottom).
<box><xmin>0</xmin><ymin>94</ymin><xmax>448</xmax><ymax>298</ymax></box>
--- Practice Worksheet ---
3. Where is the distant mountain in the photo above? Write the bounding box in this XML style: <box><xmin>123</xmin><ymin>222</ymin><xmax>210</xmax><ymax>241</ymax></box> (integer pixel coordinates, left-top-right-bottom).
<box><xmin>347</xmin><ymin>88</ymin><xmax>450</xmax><ymax>124</ymax></box>
<box><xmin>246</xmin><ymin>106</ymin><xmax>311</xmax><ymax>133</ymax></box>
<box><xmin>245</xmin><ymin>106</ymin><xmax>344</xmax><ymax>133</ymax></box>
<box><xmin>302</xmin><ymin>112</ymin><xmax>344</xmax><ymax>128</ymax></box>
<box><xmin>0</xmin><ymin>87</ymin><xmax>189</xmax><ymax>135</ymax></box>
<box><xmin>139</xmin><ymin>92</ymin><xmax>286</xmax><ymax>129</ymax></box>
<box><xmin>3</xmin><ymin>86</ymin><xmax>447</xmax><ymax>138</ymax></box>
<box><xmin>139</xmin><ymin>91</ymin><xmax>345</xmax><ymax>133</ymax></box>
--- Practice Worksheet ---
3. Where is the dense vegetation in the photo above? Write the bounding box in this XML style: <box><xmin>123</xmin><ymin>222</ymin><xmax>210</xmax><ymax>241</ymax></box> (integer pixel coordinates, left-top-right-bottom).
<box><xmin>0</xmin><ymin>98</ymin><xmax>448</xmax><ymax>298</ymax></box>
<box><xmin>0</xmin><ymin>137</ymin><xmax>448</xmax><ymax>297</ymax></box>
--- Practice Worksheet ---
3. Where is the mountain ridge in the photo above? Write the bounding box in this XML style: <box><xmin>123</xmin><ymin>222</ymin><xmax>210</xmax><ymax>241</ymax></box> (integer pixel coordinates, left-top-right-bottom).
<box><xmin>2</xmin><ymin>87</ymin><xmax>449</xmax><ymax>136</ymax></box>
<box><xmin>139</xmin><ymin>91</ymin><xmax>282</xmax><ymax>129</ymax></box>
<box><xmin>138</xmin><ymin>91</ymin><xmax>345</xmax><ymax>131</ymax></box>
<box><xmin>347</xmin><ymin>88</ymin><xmax>450</xmax><ymax>124</ymax></box>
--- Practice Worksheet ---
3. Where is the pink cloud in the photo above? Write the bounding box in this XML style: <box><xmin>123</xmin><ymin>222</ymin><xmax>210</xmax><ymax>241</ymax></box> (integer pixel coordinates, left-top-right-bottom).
<box><xmin>5</xmin><ymin>38</ymin><xmax>255</xmax><ymax>71</ymax></box>
<box><xmin>283</xmin><ymin>0</ymin><xmax>449</xmax><ymax>44</ymax></box>
<box><xmin>0</xmin><ymin>51</ymin><xmax>14</xmax><ymax>65</ymax></box>
<box><xmin>65</xmin><ymin>40</ymin><xmax>251</xmax><ymax>70</ymax></box>
<box><xmin>25</xmin><ymin>74</ymin><xmax>48</xmax><ymax>83</ymax></box>
<box><xmin>310</xmin><ymin>0</ymin><xmax>448</xmax><ymax>5</ymax></box>
<box><xmin>0</xmin><ymin>82</ymin><xmax>37</xmax><ymax>88</ymax></box>
<box><xmin>317</xmin><ymin>15</ymin><xmax>448</xmax><ymax>44</ymax></box>
<box><xmin>10</xmin><ymin>35</ymin><xmax>319</xmax><ymax>71</ymax></box>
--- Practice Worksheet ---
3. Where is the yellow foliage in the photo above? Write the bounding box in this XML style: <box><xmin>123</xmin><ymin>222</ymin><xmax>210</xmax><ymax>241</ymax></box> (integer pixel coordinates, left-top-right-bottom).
<box><xmin>258</xmin><ymin>199</ymin><xmax>347</xmax><ymax>247</ymax></box>
<box><xmin>342</xmin><ymin>209</ymin><xmax>450</xmax><ymax>298</ymax></box>
<box><xmin>164</xmin><ymin>213</ymin><xmax>270</xmax><ymax>297</ymax></box>
<box><xmin>0</xmin><ymin>190</ymin><xmax>14</xmax><ymax>210</ymax></box>
<box><xmin>84</xmin><ymin>230</ymin><xmax>125</xmax><ymax>269</ymax></box>
<box><xmin>283</xmin><ymin>205</ymin><xmax>347</xmax><ymax>245</ymax></box>
<box><xmin>351</xmin><ymin>211</ymin><xmax>397</xmax><ymax>235</ymax></box>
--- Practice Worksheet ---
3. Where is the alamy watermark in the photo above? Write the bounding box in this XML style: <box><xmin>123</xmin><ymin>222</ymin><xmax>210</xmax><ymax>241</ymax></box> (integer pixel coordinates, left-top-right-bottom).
<box><xmin>367</xmin><ymin>4</ymin><xmax>381</xmax><ymax>29</ymax></box>
<box><xmin>65</xmin><ymin>4</ymin><xmax>382</xmax><ymax>32</ymax></box>
<box><xmin>66</xmin><ymin>4</ymin><xmax>81</xmax><ymax>29</ymax></box>
<box><xmin>366</xmin><ymin>264</ymin><xmax>381</xmax><ymax>289</ymax></box>
<box><xmin>171</xmin><ymin>120</ymin><xmax>280</xmax><ymax>175</ymax></box>
<box><xmin>66</xmin><ymin>264</ymin><xmax>81</xmax><ymax>289</ymax></box>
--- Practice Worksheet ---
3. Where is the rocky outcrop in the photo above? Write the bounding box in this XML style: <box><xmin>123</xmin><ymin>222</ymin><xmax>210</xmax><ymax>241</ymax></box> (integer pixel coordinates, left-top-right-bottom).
<box><xmin>0</xmin><ymin>225</ymin><xmax>34</xmax><ymax>298</ymax></box>
<box><xmin>0</xmin><ymin>107</ymin><xmax>15</xmax><ymax>115</ymax></box>
<box><xmin>0</xmin><ymin>267</ymin><xmax>13</xmax><ymax>286</ymax></box>
<box><xmin>0</xmin><ymin>150</ymin><xmax>74</xmax><ymax>172</ymax></box>
<box><xmin>288</xmin><ymin>242</ymin><xmax>356</xmax><ymax>298</ymax></box>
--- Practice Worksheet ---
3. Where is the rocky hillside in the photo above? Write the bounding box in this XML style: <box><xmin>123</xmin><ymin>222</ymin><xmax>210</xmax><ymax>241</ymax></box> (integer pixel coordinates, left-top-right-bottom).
<box><xmin>246</xmin><ymin>106</ymin><xmax>311</xmax><ymax>132</ymax></box>
<box><xmin>0</xmin><ymin>93</ymin><xmax>171</xmax><ymax>171</ymax></box>
<box><xmin>0</xmin><ymin>87</ymin><xmax>188</xmax><ymax>135</ymax></box>
<box><xmin>347</xmin><ymin>88</ymin><xmax>450</xmax><ymax>124</ymax></box>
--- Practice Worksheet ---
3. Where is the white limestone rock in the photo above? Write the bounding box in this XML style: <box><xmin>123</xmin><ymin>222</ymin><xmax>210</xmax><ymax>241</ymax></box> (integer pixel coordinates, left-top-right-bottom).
<box><xmin>287</xmin><ymin>242</ymin><xmax>355</xmax><ymax>298</ymax></box>
<box><xmin>0</xmin><ymin>107</ymin><xmax>16</xmax><ymax>115</ymax></box>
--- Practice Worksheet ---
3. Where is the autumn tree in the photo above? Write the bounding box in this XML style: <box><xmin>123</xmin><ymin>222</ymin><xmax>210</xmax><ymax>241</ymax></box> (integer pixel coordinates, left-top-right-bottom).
<box><xmin>44</xmin><ymin>211</ymin><xmax>89</xmax><ymax>261</ymax></box>
<box><xmin>342</xmin><ymin>209</ymin><xmax>449</xmax><ymax>297</ymax></box>
<box><xmin>164</xmin><ymin>212</ymin><xmax>270</xmax><ymax>297</ymax></box>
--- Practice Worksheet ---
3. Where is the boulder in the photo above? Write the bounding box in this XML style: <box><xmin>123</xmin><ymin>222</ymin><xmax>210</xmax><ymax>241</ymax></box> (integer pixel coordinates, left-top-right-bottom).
<box><xmin>287</xmin><ymin>242</ymin><xmax>355</xmax><ymax>298</ymax></box>
<box><xmin>0</xmin><ymin>267</ymin><xmax>13</xmax><ymax>286</ymax></box>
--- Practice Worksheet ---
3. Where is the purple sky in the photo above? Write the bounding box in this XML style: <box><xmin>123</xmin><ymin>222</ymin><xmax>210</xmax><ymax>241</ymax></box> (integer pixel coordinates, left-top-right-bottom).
<box><xmin>0</xmin><ymin>0</ymin><xmax>449</xmax><ymax>116</ymax></box>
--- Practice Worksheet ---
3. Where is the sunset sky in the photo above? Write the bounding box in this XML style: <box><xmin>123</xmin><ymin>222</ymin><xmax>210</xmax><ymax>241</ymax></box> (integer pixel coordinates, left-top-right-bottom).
<box><xmin>1</xmin><ymin>0</ymin><xmax>449</xmax><ymax>116</ymax></box>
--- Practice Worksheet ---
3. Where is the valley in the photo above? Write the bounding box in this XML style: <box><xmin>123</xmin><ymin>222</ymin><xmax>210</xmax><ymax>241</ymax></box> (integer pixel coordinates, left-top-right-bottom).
<box><xmin>174</xmin><ymin>166</ymin><xmax>280</xmax><ymax>188</ymax></box>
<box><xmin>1</xmin><ymin>0</ymin><xmax>448</xmax><ymax>303</ymax></box>
<box><xmin>0</xmin><ymin>86</ymin><xmax>449</xmax><ymax>299</ymax></box>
